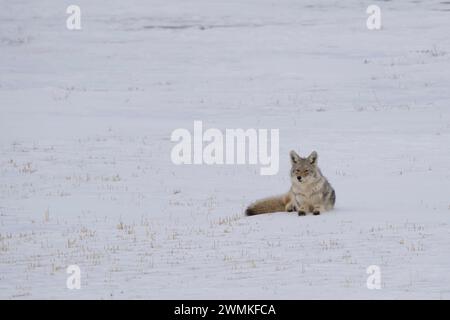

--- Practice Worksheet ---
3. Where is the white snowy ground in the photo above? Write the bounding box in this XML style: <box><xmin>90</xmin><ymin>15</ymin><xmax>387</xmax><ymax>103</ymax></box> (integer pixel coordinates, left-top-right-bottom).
<box><xmin>1</xmin><ymin>0</ymin><xmax>450</xmax><ymax>299</ymax></box>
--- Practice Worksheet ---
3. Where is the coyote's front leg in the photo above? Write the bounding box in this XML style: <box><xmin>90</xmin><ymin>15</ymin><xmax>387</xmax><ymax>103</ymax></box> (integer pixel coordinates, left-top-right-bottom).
<box><xmin>313</xmin><ymin>204</ymin><xmax>325</xmax><ymax>216</ymax></box>
<box><xmin>297</xmin><ymin>203</ymin><xmax>308</xmax><ymax>216</ymax></box>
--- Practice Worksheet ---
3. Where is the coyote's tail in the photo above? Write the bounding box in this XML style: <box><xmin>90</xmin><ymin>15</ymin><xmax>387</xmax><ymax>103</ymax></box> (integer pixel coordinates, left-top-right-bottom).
<box><xmin>245</xmin><ymin>194</ymin><xmax>288</xmax><ymax>216</ymax></box>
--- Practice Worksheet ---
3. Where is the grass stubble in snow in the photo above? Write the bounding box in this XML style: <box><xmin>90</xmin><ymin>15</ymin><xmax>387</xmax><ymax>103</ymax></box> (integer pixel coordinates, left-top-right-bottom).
<box><xmin>0</xmin><ymin>0</ymin><xmax>450</xmax><ymax>299</ymax></box>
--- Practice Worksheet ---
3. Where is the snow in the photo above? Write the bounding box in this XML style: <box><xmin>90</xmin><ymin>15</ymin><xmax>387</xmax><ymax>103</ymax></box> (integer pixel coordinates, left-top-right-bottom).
<box><xmin>1</xmin><ymin>0</ymin><xmax>450</xmax><ymax>299</ymax></box>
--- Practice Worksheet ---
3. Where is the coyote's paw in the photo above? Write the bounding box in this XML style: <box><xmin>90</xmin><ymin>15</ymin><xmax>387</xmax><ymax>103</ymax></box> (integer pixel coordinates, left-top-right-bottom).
<box><xmin>298</xmin><ymin>211</ymin><xmax>306</xmax><ymax>216</ymax></box>
<box><xmin>285</xmin><ymin>203</ymin><xmax>296</xmax><ymax>212</ymax></box>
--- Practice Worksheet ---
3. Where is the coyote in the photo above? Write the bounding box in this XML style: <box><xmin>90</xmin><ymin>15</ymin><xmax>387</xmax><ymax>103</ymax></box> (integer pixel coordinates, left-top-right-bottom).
<box><xmin>245</xmin><ymin>150</ymin><xmax>335</xmax><ymax>216</ymax></box>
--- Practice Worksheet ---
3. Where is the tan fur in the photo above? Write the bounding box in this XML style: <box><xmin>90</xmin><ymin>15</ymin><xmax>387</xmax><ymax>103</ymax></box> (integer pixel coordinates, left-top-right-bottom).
<box><xmin>245</xmin><ymin>150</ymin><xmax>336</xmax><ymax>216</ymax></box>
<box><xmin>245</xmin><ymin>194</ymin><xmax>292</xmax><ymax>216</ymax></box>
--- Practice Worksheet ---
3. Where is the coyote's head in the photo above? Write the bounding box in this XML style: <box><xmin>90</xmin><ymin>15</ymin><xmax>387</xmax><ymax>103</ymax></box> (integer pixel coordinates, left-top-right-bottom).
<box><xmin>289</xmin><ymin>150</ymin><xmax>319</xmax><ymax>185</ymax></box>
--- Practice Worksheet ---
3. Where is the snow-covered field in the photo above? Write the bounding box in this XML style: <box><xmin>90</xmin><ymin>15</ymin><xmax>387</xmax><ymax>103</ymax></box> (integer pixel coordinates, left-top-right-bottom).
<box><xmin>1</xmin><ymin>0</ymin><xmax>450</xmax><ymax>299</ymax></box>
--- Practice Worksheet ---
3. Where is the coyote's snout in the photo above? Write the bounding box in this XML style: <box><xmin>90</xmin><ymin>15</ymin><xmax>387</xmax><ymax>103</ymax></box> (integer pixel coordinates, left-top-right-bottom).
<box><xmin>245</xmin><ymin>150</ymin><xmax>336</xmax><ymax>216</ymax></box>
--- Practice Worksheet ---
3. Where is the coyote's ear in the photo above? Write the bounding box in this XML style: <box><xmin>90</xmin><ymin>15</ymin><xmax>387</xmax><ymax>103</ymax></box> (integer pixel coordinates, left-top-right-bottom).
<box><xmin>290</xmin><ymin>150</ymin><xmax>301</xmax><ymax>164</ymax></box>
<box><xmin>307</xmin><ymin>151</ymin><xmax>318</xmax><ymax>165</ymax></box>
